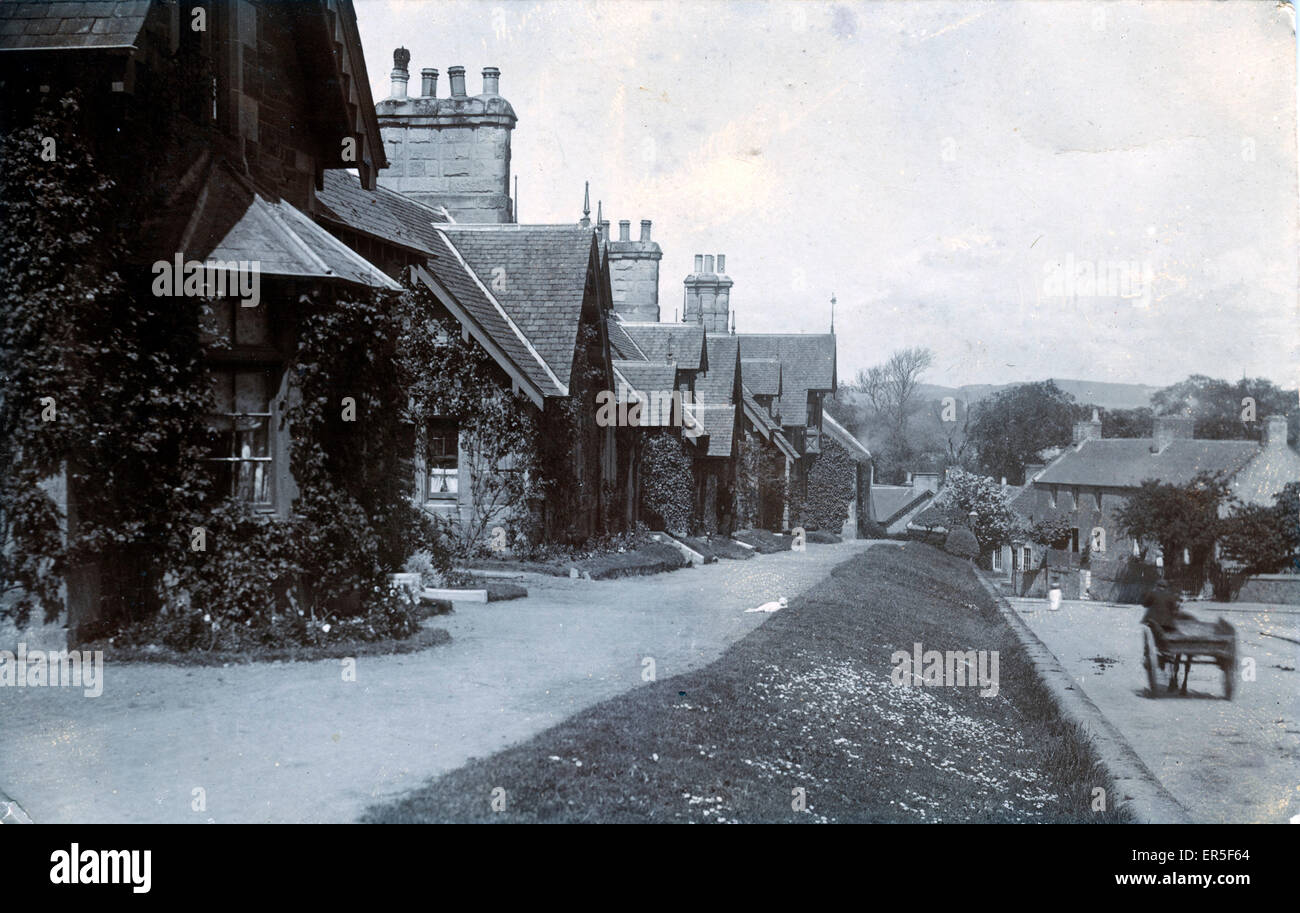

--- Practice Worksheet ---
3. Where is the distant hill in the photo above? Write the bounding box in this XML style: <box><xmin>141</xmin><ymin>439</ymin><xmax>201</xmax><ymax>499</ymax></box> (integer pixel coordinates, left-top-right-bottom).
<box><xmin>914</xmin><ymin>378</ymin><xmax>1159</xmax><ymax>411</ymax></box>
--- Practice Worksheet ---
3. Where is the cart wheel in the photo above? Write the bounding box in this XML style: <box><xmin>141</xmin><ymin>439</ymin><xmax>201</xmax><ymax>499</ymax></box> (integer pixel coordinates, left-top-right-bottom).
<box><xmin>1142</xmin><ymin>627</ymin><xmax>1160</xmax><ymax>696</ymax></box>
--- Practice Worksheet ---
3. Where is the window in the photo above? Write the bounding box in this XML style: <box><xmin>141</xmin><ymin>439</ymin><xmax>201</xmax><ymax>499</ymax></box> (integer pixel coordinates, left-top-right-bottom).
<box><xmin>1050</xmin><ymin>486</ymin><xmax>1058</xmax><ymax>508</ymax></box>
<box><xmin>200</xmin><ymin>299</ymin><xmax>271</xmax><ymax>349</ymax></box>
<box><xmin>1022</xmin><ymin>547</ymin><xmax>1033</xmax><ymax>570</ymax></box>
<box><xmin>426</xmin><ymin>421</ymin><xmax>459</xmax><ymax>499</ymax></box>
<box><xmin>205</xmin><ymin>368</ymin><xmax>275</xmax><ymax>506</ymax></box>
<box><xmin>1071</xmin><ymin>486</ymin><xmax>1080</xmax><ymax>509</ymax></box>
<box><xmin>992</xmin><ymin>549</ymin><xmax>1003</xmax><ymax>572</ymax></box>
<box><xmin>1095</xmin><ymin>489</ymin><xmax>1103</xmax><ymax>511</ymax></box>
<box><xmin>1070</xmin><ymin>528</ymin><xmax>1080</xmax><ymax>553</ymax></box>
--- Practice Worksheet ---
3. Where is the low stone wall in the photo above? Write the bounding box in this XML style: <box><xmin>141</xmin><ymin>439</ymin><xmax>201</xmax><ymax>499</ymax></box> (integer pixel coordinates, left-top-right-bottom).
<box><xmin>1234</xmin><ymin>574</ymin><xmax>1300</xmax><ymax>605</ymax></box>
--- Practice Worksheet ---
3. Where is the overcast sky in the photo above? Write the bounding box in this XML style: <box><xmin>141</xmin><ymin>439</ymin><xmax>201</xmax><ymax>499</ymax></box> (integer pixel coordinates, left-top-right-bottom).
<box><xmin>354</xmin><ymin>0</ymin><xmax>1298</xmax><ymax>390</ymax></box>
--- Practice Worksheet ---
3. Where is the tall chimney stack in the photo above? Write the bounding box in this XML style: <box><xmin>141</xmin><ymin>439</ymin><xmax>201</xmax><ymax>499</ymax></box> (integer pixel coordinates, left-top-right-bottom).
<box><xmin>448</xmin><ymin>65</ymin><xmax>467</xmax><ymax>97</ymax></box>
<box><xmin>716</xmin><ymin>254</ymin><xmax>726</xmax><ymax>273</ymax></box>
<box><xmin>694</xmin><ymin>254</ymin><xmax>704</xmax><ymax>273</ymax></box>
<box><xmin>420</xmin><ymin>68</ymin><xmax>438</xmax><ymax>97</ymax></box>
<box><xmin>481</xmin><ymin>67</ymin><xmax>500</xmax><ymax>95</ymax></box>
<box><xmin>704</xmin><ymin>254</ymin><xmax>715</xmax><ymax>273</ymax></box>
<box><xmin>390</xmin><ymin>47</ymin><xmax>411</xmax><ymax>100</ymax></box>
<box><xmin>618</xmin><ymin>220</ymin><xmax>630</xmax><ymax>241</ymax></box>
<box><xmin>640</xmin><ymin>220</ymin><xmax>652</xmax><ymax>242</ymax></box>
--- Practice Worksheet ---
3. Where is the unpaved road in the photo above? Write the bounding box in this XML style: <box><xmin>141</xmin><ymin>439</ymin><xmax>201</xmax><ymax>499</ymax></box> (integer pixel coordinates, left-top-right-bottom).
<box><xmin>1008</xmin><ymin>597</ymin><xmax>1300</xmax><ymax>823</ymax></box>
<box><xmin>0</xmin><ymin>540</ymin><xmax>877</xmax><ymax>823</ymax></box>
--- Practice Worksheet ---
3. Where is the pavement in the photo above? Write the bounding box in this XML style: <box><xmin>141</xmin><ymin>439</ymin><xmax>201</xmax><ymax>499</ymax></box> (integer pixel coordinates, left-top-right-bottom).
<box><xmin>0</xmin><ymin>539</ymin><xmax>876</xmax><ymax>823</ymax></box>
<box><xmin>1006</xmin><ymin>596</ymin><xmax>1300</xmax><ymax>823</ymax></box>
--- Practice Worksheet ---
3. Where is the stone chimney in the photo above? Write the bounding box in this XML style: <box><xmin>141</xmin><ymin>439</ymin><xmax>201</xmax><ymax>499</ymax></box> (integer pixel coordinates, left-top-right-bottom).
<box><xmin>1152</xmin><ymin>415</ymin><xmax>1195</xmax><ymax>453</ymax></box>
<box><xmin>390</xmin><ymin>47</ymin><xmax>411</xmax><ymax>100</ymax></box>
<box><xmin>1263</xmin><ymin>414</ymin><xmax>1289</xmax><ymax>450</ymax></box>
<box><xmin>1072</xmin><ymin>408</ymin><xmax>1102</xmax><ymax>447</ymax></box>
<box><xmin>1024</xmin><ymin>462</ymin><xmax>1045</xmax><ymax>483</ymax></box>
<box><xmin>376</xmin><ymin>55</ymin><xmax>517</xmax><ymax>222</ymax></box>
<box><xmin>448</xmin><ymin>65</ymin><xmax>467</xmax><ymax>97</ymax></box>
<box><xmin>912</xmin><ymin>471</ymin><xmax>941</xmax><ymax>494</ymax></box>
<box><xmin>420</xmin><ymin>68</ymin><xmax>438</xmax><ymax>97</ymax></box>
<box><xmin>683</xmin><ymin>253</ymin><xmax>734</xmax><ymax>333</ymax></box>
<box><xmin>608</xmin><ymin>217</ymin><xmax>661</xmax><ymax>321</ymax></box>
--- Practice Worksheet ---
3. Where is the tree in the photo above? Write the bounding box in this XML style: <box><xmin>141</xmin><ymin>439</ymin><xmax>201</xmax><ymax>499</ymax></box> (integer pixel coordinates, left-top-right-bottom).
<box><xmin>1097</xmin><ymin>406</ymin><xmax>1154</xmax><ymax>439</ymax></box>
<box><xmin>967</xmin><ymin>381</ymin><xmax>1079</xmax><ymax>484</ymax></box>
<box><xmin>1114</xmin><ymin>472</ymin><xmax>1232</xmax><ymax>589</ymax></box>
<box><xmin>1028</xmin><ymin>516</ymin><xmax>1073</xmax><ymax>548</ymax></box>
<box><xmin>1151</xmin><ymin>375</ymin><xmax>1298</xmax><ymax>444</ymax></box>
<box><xmin>927</xmin><ymin>468</ymin><xmax>1024</xmax><ymax>555</ymax></box>
<box><xmin>854</xmin><ymin>346</ymin><xmax>934</xmax><ymax>483</ymax></box>
<box><xmin>1218</xmin><ymin>482</ymin><xmax>1300</xmax><ymax>575</ymax></box>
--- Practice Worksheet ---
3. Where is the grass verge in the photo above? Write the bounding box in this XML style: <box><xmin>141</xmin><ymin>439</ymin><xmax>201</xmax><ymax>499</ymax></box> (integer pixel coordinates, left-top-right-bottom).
<box><xmin>363</xmin><ymin>542</ymin><xmax>1128</xmax><ymax>823</ymax></box>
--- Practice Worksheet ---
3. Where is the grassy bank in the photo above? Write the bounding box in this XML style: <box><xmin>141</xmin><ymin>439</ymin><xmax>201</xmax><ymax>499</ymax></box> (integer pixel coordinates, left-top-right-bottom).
<box><xmin>364</xmin><ymin>542</ymin><xmax>1127</xmax><ymax>823</ymax></box>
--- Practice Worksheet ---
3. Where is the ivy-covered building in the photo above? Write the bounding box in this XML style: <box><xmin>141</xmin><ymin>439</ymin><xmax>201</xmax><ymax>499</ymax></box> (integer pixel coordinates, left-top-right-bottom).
<box><xmin>0</xmin><ymin>0</ymin><xmax>427</xmax><ymax>636</ymax></box>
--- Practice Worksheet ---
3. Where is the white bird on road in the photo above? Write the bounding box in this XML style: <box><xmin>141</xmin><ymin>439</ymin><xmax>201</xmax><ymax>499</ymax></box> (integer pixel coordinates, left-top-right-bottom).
<box><xmin>746</xmin><ymin>597</ymin><xmax>788</xmax><ymax>614</ymax></box>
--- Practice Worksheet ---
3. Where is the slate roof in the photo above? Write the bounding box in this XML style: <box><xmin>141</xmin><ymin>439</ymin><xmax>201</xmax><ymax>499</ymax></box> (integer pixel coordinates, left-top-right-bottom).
<box><xmin>1033</xmin><ymin>438</ymin><xmax>1261</xmax><ymax>488</ymax></box>
<box><xmin>737</xmin><ymin>334</ymin><xmax>836</xmax><ymax>427</ymax></box>
<box><xmin>143</xmin><ymin>159</ymin><xmax>398</xmax><ymax>289</ymax></box>
<box><xmin>696</xmin><ymin>334</ymin><xmax>739</xmax><ymax>405</ymax></box>
<box><xmin>613</xmin><ymin>360</ymin><xmax>677</xmax><ymax>419</ymax></box>
<box><xmin>441</xmin><ymin>225</ymin><xmax>596</xmax><ymax>389</ymax></box>
<box><xmin>0</xmin><ymin>0</ymin><xmax>155</xmax><ymax>52</ymax></box>
<box><xmin>740</xmin><ymin>358</ymin><xmax>781</xmax><ymax>396</ymax></box>
<box><xmin>871</xmin><ymin>486</ymin><xmax>933</xmax><ymax>526</ymax></box>
<box><xmin>317</xmin><ymin>170</ymin><xmax>449</xmax><ymax>254</ymax></box>
<box><xmin>421</xmin><ymin>231</ymin><xmax>565</xmax><ymax>399</ymax></box>
<box><xmin>621</xmin><ymin>322</ymin><xmax>706</xmax><ymax>372</ymax></box>
<box><xmin>742</xmin><ymin>386</ymin><xmax>798</xmax><ymax>461</ymax></box>
<box><xmin>693</xmin><ymin>404</ymin><xmax>736</xmax><ymax>458</ymax></box>
<box><xmin>607</xmin><ymin>317</ymin><xmax>646</xmax><ymax>361</ymax></box>
<box><xmin>822</xmin><ymin>413</ymin><xmax>871</xmax><ymax>463</ymax></box>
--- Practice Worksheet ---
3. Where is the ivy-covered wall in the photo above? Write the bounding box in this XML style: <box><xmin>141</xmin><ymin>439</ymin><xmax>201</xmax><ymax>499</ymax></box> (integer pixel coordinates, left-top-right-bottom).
<box><xmin>791</xmin><ymin>437</ymin><xmax>858</xmax><ymax>532</ymax></box>
<box><xmin>638</xmin><ymin>431</ymin><xmax>694</xmax><ymax>535</ymax></box>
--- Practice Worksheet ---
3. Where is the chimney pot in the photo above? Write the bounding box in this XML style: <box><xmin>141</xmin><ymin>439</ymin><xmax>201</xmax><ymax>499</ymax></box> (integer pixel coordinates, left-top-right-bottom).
<box><xmin>618</xmin><ymin>220</ymin><xmax>630</xmax><ymax>241</ymax></box>
<box><xmin>448</xmin><ymin>65</ymin><xmax>467</xmax><ymax>98</ymax></box>
<box><xmin>599</xmin><ymin>220</ymin><xmax>609</xmax><ymax>242</ymax></box>
<box><xmin>704</xmin><ymin>255</ymin><xmax>715</xmax><ymax>274</ymax></box>
<box><xmin>420</xmin><ymin>68</ymin><xmax>438</xmax><ymax>97</ymax></box>
<box><xmin>717</xmin><ymin>254</ymin><xmax>726</xmax><ymax>273</ymax></box>
<box><xmin>481</xmin><ymin>66</ymin><xmax>500</xmax><ymax>95</ymax></box>
<box><xmin>640</xmin><ymin>220</ymin><xmax>652</xmax><ymax>241</ymax></box>
<box><xmin>390</xmin><ymin>47</ymin><xmax>411</xmax><ymax>101</ymax></box>
<box><xmin>693</xmin><ymin>254</ymin><xmax>704</xmax><ymax>273</ymax></box>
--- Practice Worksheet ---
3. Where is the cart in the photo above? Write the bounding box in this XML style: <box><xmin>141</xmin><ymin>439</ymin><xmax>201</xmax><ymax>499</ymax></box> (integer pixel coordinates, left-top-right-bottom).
<box><xmin>1141</xmin><ymin>616</ymin><xmax>1237</xmax><ymax>700</ymax></box>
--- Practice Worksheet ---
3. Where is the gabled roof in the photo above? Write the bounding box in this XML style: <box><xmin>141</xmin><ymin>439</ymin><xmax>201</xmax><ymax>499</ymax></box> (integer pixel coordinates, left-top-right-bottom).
<box><xmin>621</xmin><ymin>323</ymin><xmax>707</xmax><ymax>373</ymax></box>
<box><xmin>737</xmin><ymin>334</ymin><xmax>836</xmax><ymax>427</ymax></box>
<box><xmin>871</xmin><ymin>486</ymin><xmax>934</xmax><ymax>527</ymax></box>
<box><xmin>0</xmin><ymin>1</ymin><xmax>155</xmax><ymax>52</ymax></box>
<box><xmin>1033</xmin><ymin>438</ymin><xmax>1261</xmax><ymax>488</ymax></box>
<box><xmin>607</xmin><ymin>317</ymin><xmax>646</xmax><ymax>361</ymax></box>
<box><xmin>316</xmin><ymin>169</ymin><xmax>449</xmax><ymax>254</ymax></box>
<box><xmin>742</xmin><ymin>386</ymin><xmax>798</xmax><ymax>461</ymax></box>
<box><xmin>822</xmin><ymin>413</ymin><xmax>871</xmax><ymax>463</ymax></box>
<box><xmin>741</xmin><ymin>358</ymin><xmax>781</xmax><ymax>397</ymax></box>
<box><xmin>416</xmin><ymin>232</ymin><xmax>566</xmax><ymax>402</ymax></box>
<box><xmin>613</xmin><ymin>360</ymin><xmax>677</xmax><ymax>402</ymax></box>
<box><xmin>696</xmin><ymin>334</ymin><xmax>739</xmax><ymax>405</ymax></box>
<box><xmin>440</xmin><ymin>225</ymin><xmax>596</xmax><ymax>389</ymax></box>
<box><xmin>143</xmin><ymin>158</ymin><xmax>397</xmax><ymax>289</ymax></box>
<box><xmin>694</xmin><ymin>404</ymin><xmax>737</xmax><ymax>458</ymax></box>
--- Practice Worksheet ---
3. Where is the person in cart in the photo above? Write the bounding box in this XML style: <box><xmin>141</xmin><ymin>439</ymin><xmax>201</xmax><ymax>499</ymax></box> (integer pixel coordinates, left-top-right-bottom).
<box><xmin>1141</xmin><ymin>579</ymin><xmax>1195</xmax><ymax>631</ymax></box>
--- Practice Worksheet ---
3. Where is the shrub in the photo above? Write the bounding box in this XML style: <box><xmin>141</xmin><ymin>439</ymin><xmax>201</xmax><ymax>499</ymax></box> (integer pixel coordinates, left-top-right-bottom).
<box><xmin>792</xmin><ymin>437</ymin><xmax>857</xmax><ymax>531</ymax></box>
<box><xmin>944</xmin><ymin>526</ymin><xmax>980</xmax><ymax>559</ymax></box>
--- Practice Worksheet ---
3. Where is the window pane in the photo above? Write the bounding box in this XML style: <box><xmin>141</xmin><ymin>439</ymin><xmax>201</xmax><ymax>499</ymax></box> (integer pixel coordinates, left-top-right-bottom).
<box><xmin>200</xmin><ymin>300</ymin><xmax>234</xmax><ymax>345</ymax></box>
<box><xmin>209</xmin><ymin>369</ymin><xmax>234</xmax><ymax>413</ymax></box>
<box><xmin>234</xmin><ymin>370</ymin><xmax>269</xmax><ymax>413</ymax></box>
